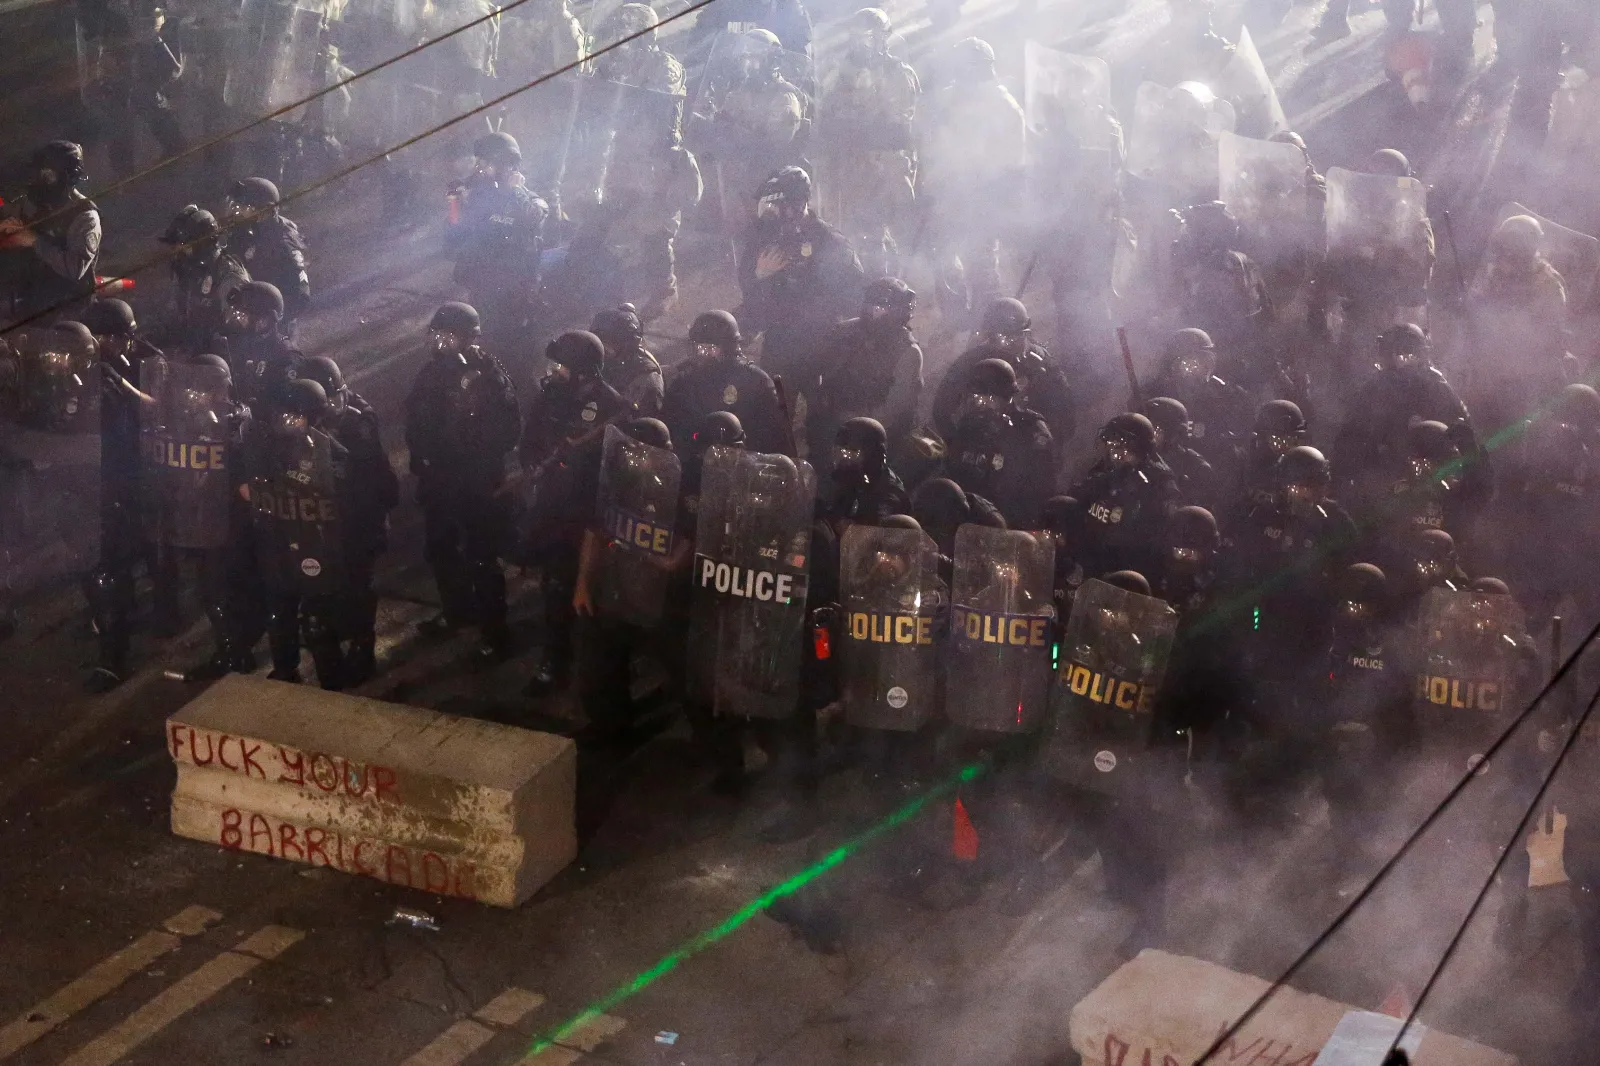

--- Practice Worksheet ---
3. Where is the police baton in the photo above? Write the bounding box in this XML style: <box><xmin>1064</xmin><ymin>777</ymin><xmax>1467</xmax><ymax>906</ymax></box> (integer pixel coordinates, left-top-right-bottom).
<box><xmin>1117</xmin><ymin>326</ymin><xmax>1142</xmax><ymax>407</ymax></box>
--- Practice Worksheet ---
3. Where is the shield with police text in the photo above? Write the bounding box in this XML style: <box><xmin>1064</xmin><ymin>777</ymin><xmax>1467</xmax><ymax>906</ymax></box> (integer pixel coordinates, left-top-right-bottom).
<box><xmin>689</xmin><ymin>447</ymin><xmax>817</xmax><ymax>719</ymax></box>
<box><xmin>1125</xmin><ymin>81</ymin><xmax>1235</xmax><ymax>204</ymax></box>
<box><xmin>1214</xmin><ymin>26</ymin><xmax>1286</xmax><ymax>138</ymax></box>
<box><xmin>1413</xmin><ymin>587</ymin><xmax>1525</xmax><ymax>770</ymax></box>
<box><xmin>250</xmin><ymin>428</ymin><xmax>345</xmax><ymax>596</ymax></box>
<box><xmin>1039</xmin><ymin>578</ymin><xmax>1179</xmax><ymax>795</ymax></box>
<box><xmin>945</xmin><ymin>524</ymin><xmax>1056</xmax><ymax>733</ymax></box>
<box><xmin>1477</xmin><ymin>202</ymin><xmax>1600</xmax><ymax>306</ymax></box>
<box><xmin>839</xmin><ymin>524</ymin><xmax>947</xmax><ymax>731</ymax></box>
<box><xmin>1324</xmin><ymin>166</ymin><xmax>1429</xmax><ymax>267</ymax></box>
<box><xmin>143</xmin><ymin>358</ymin><xmax>234</xmax><ymax>550</ymax></box>
<box><xmin>595</xmin><ymin>424</ymin><xmax>682</xmax><ymax>626</ymax></box>
<box><xmin>1219</xmin><ymin>131</ymin><xmax>1314</xmax><ymax>260</ymax></box>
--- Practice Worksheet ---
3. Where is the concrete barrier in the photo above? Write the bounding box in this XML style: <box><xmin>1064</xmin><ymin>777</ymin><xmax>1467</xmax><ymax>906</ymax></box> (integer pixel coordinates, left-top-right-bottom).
<box><xmin>1070</xmin><ymin>950</ymin><xmax>1518</xmax><ymax>1066</ymax></box>
<box><xmin>168</xmin><ymin>675</ymin><xmax>576</xmax><ymax>908</ymax></box>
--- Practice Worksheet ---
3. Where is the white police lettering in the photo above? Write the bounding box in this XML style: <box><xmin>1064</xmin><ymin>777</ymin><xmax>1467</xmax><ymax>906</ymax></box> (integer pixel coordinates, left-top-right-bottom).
<box><xmin>694</xmin><ymin>553</ymin><xmax>797</xmax><ymax>604</ymax></box>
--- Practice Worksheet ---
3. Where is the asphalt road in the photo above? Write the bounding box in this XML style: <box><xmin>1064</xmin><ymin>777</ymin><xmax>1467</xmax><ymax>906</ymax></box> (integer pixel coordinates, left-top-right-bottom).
<box><xmin>0</xmin><ymin>0</ymin><xmax>1591</xmax><ymax>1064</ymax></box>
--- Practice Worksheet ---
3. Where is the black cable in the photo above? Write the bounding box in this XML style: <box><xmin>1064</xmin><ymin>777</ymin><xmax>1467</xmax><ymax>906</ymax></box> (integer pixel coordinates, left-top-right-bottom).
<box><xmin>26</xmin><ymin>0</ymin><xmax>542</xmax><ymax>232</ymax></box>
<box><xmin>1</xmin><ymin>0</ymin><xmax>722</xmax><ymax>338</ymax></box>
<box><xmin>1193</xmin><ymin>613</ymin><xmax>1600</xmax><ymax>1065</ymax></box>
<box><xmin>1379</xmin><ymin>678</ymin><xmax>1600</xmax><ymax>1061</ymax></box>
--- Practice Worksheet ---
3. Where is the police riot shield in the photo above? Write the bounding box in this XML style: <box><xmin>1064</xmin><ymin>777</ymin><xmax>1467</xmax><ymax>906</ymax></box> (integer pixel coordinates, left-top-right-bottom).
<box><xmin>945</xmin><ymin>524</ymin><xmax>1056</xmax><ymax>734</ymax></box>
<box><xmin>688</xmin><ymin>447</ymin><xmax>816</xmax><ymax>720</ymax></box>
<box><xmin>250</xmin><ymin>429</ymin><xmax>345</xmax><ymax>596</ymax></box>
<box><xmin>1219</xmin><ymin>131</ymin><xmax>1314</xmax><ymax>257</ymax></box>
<box><xmin>594</xmin><ymin>424</ymin><xmax>682</xmax><ymax>627</ymax></box>
<box><xmin>1039</xmin><ymin>578</ymin><xmax>1179</xmax><ymax>795</ymax></box>
<box><xmin>838</xmin><ymin>524</ymin><xmax>946</xmax><ymax>732</ymax></box>
<box><xmin>1125</xmin><ymin>81</ymin><xmax>1235</xmax><ymax>204</ymax></box>
<box><xmin>1412</xmin><ymin>587</ymin><xmax>1526</xmax><ymax>770</ymax></box>
<box><xmin>261</xmin><ymin>2</ymin><xmax>334</xmax><ymax>112</ymax></box>
<box><xmin>1478</xmin><ymin>202</ymin><xmax>1600</xmax><ymax>306</ymax></box>
<box><xmin>1214</xmin><ymin>26</ymin><xmax>1286</xmax><ymax>138</ymax></box>
<box><xmin>8</xmin><ymin>326</ymin><xmax>98</xmax><ymax>432</ymax></box>
<box><xmin>142</xmin><ymin>358</ymin><xmax>234</xmax><ymax>550</ymax></box>
<box><xmin>1324</xmin><ymin>166</ymin><xmax>1429</xmax><ymax>266</ymax></box>
<box><xmin>1023</xmin><ymin>42</ymin><xmax>1110</xmax><ymax>155</ymax></box>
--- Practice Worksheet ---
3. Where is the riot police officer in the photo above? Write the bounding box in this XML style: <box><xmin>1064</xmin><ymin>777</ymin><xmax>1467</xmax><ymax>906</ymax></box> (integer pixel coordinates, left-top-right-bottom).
<box><xmin>1172</xmin><ymin>200</ymin><xmax>1274</xmax><ymax>373</ymax></box>
<box><xmin>661</xmin><ymin>310</ymin><xmax>792</xmax><ymax>456</ymax></box>
<box><xmin>1391</xmin><ymin>526</ymin><xmax>1470</xmax><ymax>617</ymax></box>
<box><xmin>522</xmin><ymin>330</ymin><xmax>629</xmax><ymax>692</ymax></box>
<box><xmin>1145</xmin><ymin>327</ymin><xmax>1253</xmax><ymax>475</ymax></box>
<box><xmin>943</xmin><ymin>358</ymin><xmax>1057</xmax><ymax>528</ymax></box>
<box><xmin>447</xmin><ymin>132</ymin><xmax>549</xmax><ymax>368</ymax></box>
<box><xmin>933</xmin><ymin>298</ymin><xmax>1074</xmax><ymax>460</ymax></box>
<box><xmin>1142</xmin><ymin>396</ymin><xmax>1220</xmax><ymax>508</ymax></box>
<box><xmin>222</xmin><ymin>178</ymin><xmax>311</xmax><ymax>335</ymax></box>
<box><xmin>1069</xmin><ymin>412</ymin><xmax>1180</xmax><ymax>580</ymax></box>
<box><xmin>1466</xmin><ymin>213</ymin><xmax>1571</xmax><ymax>437</ymax></box>
<box><xmin>735</xmin><ymin>166</ymin><xmax>866</xmax><ymax>388</ymax></box>
<box><xmin>818</xmin><ymin>8</ymin><xmax>919</xmax><ymax>275</ymax></box>
<box><xmin>694</xmin><ymin>28</ymin><xmax>808</xmax><ymax>225</ymax></box>
<box><xmin>820</xmin><ymin>416</ymin><xmax>911</xmax><ymax>527</ymax></box>
<box><xmin>222</xmin><ymin>281</ymin><xmax>300</xmax><ymax>419</ymax></box>
<box><xmin>404</xmin><ymin>303</ymin><xmax>522</xmax><ymax>661</ymax></box>
<box><xmin>248</xmin><ymin>379</ymin><xmax>349</xmax><ymax>687</ymax></box>
<box><xmin>807</xmin><ymin>276</ymin><xmax>923</xmax><ymax>468</ymax></box>
<box><xmin>83</xmin><ymin>299</ymin><xmax>163</xmax><ymax>691</ymax></box>
<box><xmin>297</xmin><ymin>355</ymin><xmax>399</xmax><ymax>686</ymax></box>
<box><xmin>1370</xmin><ymin>419</ymin><xmax>1490</xmax><ymax>566</ymax></box>
<box><xmin>154</xmin><ymin>205</ymin><xmax>250</xmax><ymax>354</ymax></box>
<box><xmin>1231</xmin><ymin>399</ymin><xmax>1309</xmax><ymax>519</ymax></box>
<box><xmin>1333</xmin><ymin>323</ymin><xmax>1470</xmax><ymax>490</ymax></box>
<box><xmin>909</xmin><ymin>476</ymin><xmax>1006</xmax><ymax>570</ymax></box>
<box><xmin>591</xmin><ymin>304</ymin><xmax>664</xmax><ymax>416</ymax></box>
<box><xmin>0</xmin><ymin>141</ymin><xmax>101</xmax><ymax>325</ymax></box>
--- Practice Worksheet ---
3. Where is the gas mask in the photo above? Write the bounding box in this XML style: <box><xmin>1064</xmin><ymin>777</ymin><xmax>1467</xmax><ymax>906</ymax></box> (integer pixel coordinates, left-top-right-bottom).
<box><xmin>1413</xmin><ymin>554</ymin><xmax>1447</xmax><ymax>586</ymax></box>
<box><xmin>1174</xmin><ymin>352</ymin><xmax>1214</xmax><ymax>385</ymax></box>
<box><xmin>1283</xmin><ymin>479</ymin><xmax>1320</xmax><ymax>517</ymax></box>
<box><xmin>275</xmin><ymin>411</ymin><xmax>309</xmax><ymax>439</ymax></box>
<box><xmin>1100</xmin><ymin>432</ymin><xmax>1139</xmax><ymax>469</ymax></box>
<box><xmin>1407</xmin><ymin>455</ymin><xmax>1440</xmax><ymax>483</ymax></box>
<box><xmin>982</xmin><ymin>331</ymin><xmax>1026</xmax><ymax>357</ymax></box>
<box><xmin>959</xmin><ymin>391</ymin><xmax>1003</xmax><ymax>427</ymax></box>
<box><xmin>832</xmin><ymin>443</ymin><xmax>867</xmax><ymax>477</ymax></box>
<box><xmin>1167</xmin><ymin>545</ymin><xmax>1203</xmax><ymax>573</ymax></box>
<box><xmin>692</xmin><ymin>341</ymin><xmax>722</xmax><ymax>364</ymax></box>
<box><xmin>222</xmin><ymin>306</ymin><xmax>257</xmax><ymax>336</ymax></box>
<box><xmin>430</xmin><ymin>329</ymin><xmax>467</xmax><ymax>359</ymax></box>
<box><xmin>1255</xmin><ymin>431</ymin><xmax>1300</xmax><ymax>463</ymax></box>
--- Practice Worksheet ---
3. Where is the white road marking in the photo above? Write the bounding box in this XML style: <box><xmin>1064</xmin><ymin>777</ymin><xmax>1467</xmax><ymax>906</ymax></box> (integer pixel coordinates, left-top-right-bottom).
<box><xmin>0</xmin><ymin>907</ymin><xmax>221</xmax><ymax>1061</ymax></box>
<box><xmin>398</xmin><ymin>988</ymin><xmax>547</xmax><ymax>1066</ymax></box>
<box><xmin>55</xmin><ymin>926</ymin><xmax>303</xmax><ymax>1066</ymax></box>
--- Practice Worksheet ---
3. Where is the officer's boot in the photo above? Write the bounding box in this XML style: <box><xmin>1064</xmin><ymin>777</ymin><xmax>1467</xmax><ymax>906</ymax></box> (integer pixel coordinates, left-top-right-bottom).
<box><xmin>304</xmin><ymin>608</ymin><xmax>345</xmax><ymax>690</ymax></box>
<box><xmin>266</xmin><ymin>598</ymin><xmax>304</xmax><ymax>682</ymax></box>
<box><xmin>183</xmin><ymin>607</ymin><xmax>245</xmax><ymax>682</ymax></box>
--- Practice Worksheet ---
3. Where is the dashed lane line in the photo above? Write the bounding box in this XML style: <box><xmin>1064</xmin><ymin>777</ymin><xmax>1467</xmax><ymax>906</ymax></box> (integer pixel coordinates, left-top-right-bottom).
<box><xmin>513</xmin><ymin>1013</ymin><xmax>629</xmax><ymax>1064</ymax></box>
<box><xmin>0</xmin><ymin>906</ymin><xmax>221</xmax><ymax>1061</ymax></box>
<box><xmin>55</xmin><ymin>925</ymin><xmax>304</xmax><ymax>1066</ymax></box>
<box><xmin>398</xmin><ymin>988</ymin><xmax>547</xmax><ymax>1066</ymax></box>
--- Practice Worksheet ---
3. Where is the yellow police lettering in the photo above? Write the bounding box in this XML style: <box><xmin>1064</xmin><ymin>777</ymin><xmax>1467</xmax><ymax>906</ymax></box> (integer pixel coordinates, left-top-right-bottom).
<box><xmin>852</xmin><ymin>612</ymin><xmax>869</xmax><ymax>639</ymax></box>
<box><xmin>1114</xmin><ymin>680</ymin><xmax>1139</xmax><ymax>710</ymax></box>
<box><xmin>895</xmin><ymin>615</ymin><xmax>914</xmax><ymax>644</ymax></box>
<box><xmin>1009</xmin><ymin>618</ymin><xmax>1029</xmax><ymax>646</ymax></box>
<box><xmin>917</xmin><ymin>617</ymin><xmax>932</xmax><ymax>645</ymax></box>
<box><xmin>1070</xmin><ymin>665</ymin><xmax>1091</xmax><ymax>695</ymax></box>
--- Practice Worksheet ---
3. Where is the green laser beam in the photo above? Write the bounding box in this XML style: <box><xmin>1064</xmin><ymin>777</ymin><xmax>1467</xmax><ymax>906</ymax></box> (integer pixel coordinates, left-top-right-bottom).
<box><xmin>516</xmin><ymin>761</ymin><xmax>984</xmax><ymax>1060</ymax></box>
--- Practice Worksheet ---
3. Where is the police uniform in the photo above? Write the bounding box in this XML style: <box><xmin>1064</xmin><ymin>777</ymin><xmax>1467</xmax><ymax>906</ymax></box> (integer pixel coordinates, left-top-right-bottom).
<box><xmin>945</xmin><ymin>408</ymin><xmax>1056</xmax><ymax>530</ymax></box>
<box><xmin>404</xmin><ymin>346</ymin><xmax>522</xmax><ymax>651</ymax></box>
<box><xmin>446</xmin><ymin>175</ymin><xmax>548</xmax><ymax>364</ymax></box>
<box><xmin>817</xmin><ymin>43</ymin><xmax>919</xmax><ymax>272</ymax></box>
<box><xmin>227</xmin><ymin>215</ymin><xmax>311</xmax><ymax>330</ymax></box>
<box><xmin>933</xmin><ymin>342</ymin><xmax>1073</xmax><ymax>455</ymax></box>
<box><xmin>607</xmin><ymin>344</ymin><xmax>665</xmax><ymax>417</ymax></box>
<box><xmin>226</xmin><ymin>330</ymin><xmax>301</xmax><ymax>421</ymax></box>
<box><xmin>2</xmin><ymin>191</ymin><xmax>101</xmax><ymax>323</ymax></box>
<box><xmin>323</xmin><ymin>391</ymin><xmax>399</xmax><ymax>680</ymax></box>
<box><xmin>736</xmin><ymin>208</ymin><xmax>866</xmax><ymax>385</ymax></box>
<box><xmin>160</xmin><ymin>253</ymin><xmax>250</xmax><ymax>355</ymax></box>
<box><xmin>1069</xmin><ymin>458</ymin><xmax>1181</xmax><ymax>580</ymax></box>
<box><xmin>661</xmin><ymin>356</ymin><xmax>791</xmax><ymax>457</ymax></box>
<box><xmin>808</xmin><ymin>317</ymin><xmax>923</xmax><ymax>459</ymax></box>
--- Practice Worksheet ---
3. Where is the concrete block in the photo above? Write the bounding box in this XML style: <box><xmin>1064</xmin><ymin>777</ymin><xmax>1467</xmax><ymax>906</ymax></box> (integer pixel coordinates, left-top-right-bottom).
<box><xmin>168</xmin><ymin>675</ymin><xmax>576</xmax><ymax>907</ymax></box>
<box><xmin>1070</xmin><ymin>950</ymin><xmax>1517</xmax><ymax>1066</ymax></box>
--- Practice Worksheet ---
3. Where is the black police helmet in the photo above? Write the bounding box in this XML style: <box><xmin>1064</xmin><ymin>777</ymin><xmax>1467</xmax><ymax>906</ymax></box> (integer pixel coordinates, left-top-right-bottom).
<box><xmin>1278</xmin><ymin>445</ymin><xmax>1330</xmax><ymax>484</ymax></box>
<box><xmin>760</xmin><ymin>165</ymin><xmax>812</xmax><ymax>205</ymax></box>
<box><xmin>229</xmin><ymin>176</ymin><xmax>281</xmax><ymax>208</ymax></box>
<box><xmin>1378</xmin><ymin>322</ymin><xmax>1428</xmax><ymax>361</ymax></box>
<box><xmin>1101</xmin><ymin>570</ymin><xmax>1152</xmax><ymax>596</ymax></box>
<box><xmin>1163</xmin><ymin>327</ymin><xmax>1215</xmax><ymax>362</ymax></box>
<box><xmin>1470</xmin><ymin>576</ymin><xmax>1511</xmax><ymax>597</ymax></box>
<box><xmin>880</xmin><ymin>514</ymin><xmax>923</xmax><ymax>532</ymax></box>
<box><xmin>1142</xmin><ymin>396</ymin><xmax>1191</xmax><ymax>440</ymax></box>
<box><xmin>546</xmin><ymin>330</ymin><xmax>606</xmax><ymax>376</ymax></box>
<box><xmin>1408</xmin><ymin>526</ymin><xmax>1457</xmax><ymax>565</ymax></box>
<box><xmin>430</xmin><ymin>302</ymin><xmax>481</xmax><ymax>336</ymax></box>
<box><xmin>1170</xmin><ymin>505</ymin><xmax>1220</xmax><ymax>551</ymax></box>
<box><xmin>1367</xmin><ymin>148</ymin><xmax>1413</xmax><ymax>177</ymax></box>
<box><xmin>911</xmin><ymin>477</ymin><xmax>970</xmax><ymax>526</ymax></box>
<box><xmin>52</xmin><ymin>320</ymin><xmax>96</xmax><ymax>352</ymax></box>
<box><xmin>1101</xmin><ymin>412</ymin><xmax>1158</xmax><ymax>453</ymax></box>
<box><xmin>297</xmin><ymin>355</ymin><xmax>345</xmax><ymax>395</ymax></box>
<box><xmin>1340</xmin><ymin>562</ymin><xmax>1388</xmax><ymax>602</ymax></box>
<box><xmin>590</xmin><ymin>304</ymin><xmax>644</xmax><ymax>347</ymax></box>
<box><xmin>966</xmin><ymin>357</ymin><xmax>1018</xmax><ymax>397</ymax></box>
<box><xmin>82</xmin><ymin>298</ymin><xmax>137</xmax><ymax>338</ymax></box>
<box><xmin>230</xmin><ymin>280</ymin><xmax>285</xmax><ymax>320</ymax></box>
<box><xmin>689</xmin><ymin>310</ymin><xmax>742</xmax><ymax>350</ymax></box>
<box><xmin>1406</xmin><ymin>420</ymin><xmax>1456</xmax><ymax>462</ymax></box>
<box><xmin>160</xmin><ymin>205</ymin><xmax>220</xmax><ymax>246</ymax></box>
<box><xmin>694</xmin><ymin>410</ymin><xmax>746</xmax><ymax>449</ymax></box>
<box><xmin>473</xmin><ymin>131</ymin><xmax>522</xmax><ymax>168</ymax></box>
<box><xmin>864</xmin><ymin>276</ymin><xmax>916</xmax><ymax>316</ymax></box>
<box><xmin>980</xmin><ymin>297</ymin><xmax>1030</xmax><ymax>335</ymax></box>
<box><xmin>284</xmin><ymin>378</ymin><xmax>329</xmax><ymax>419</ymax></box>
<box><xmin>623</xmin><ymin>417</ymin><xmax>672</xmax><ymax>450</ymax></box>
<box><xmin>31</xmin><ymin>140</ymin><xmax>86</xmax><ymax>186</ymax></box>
<box><xmin>1039</xmin><ymin>495</ymin><xmax>1084</xmax><ymax>536</ymax></box>
<box><xmin>192</xmin><ymin>353</ymin><xmax>233</xmax><ymax>377</ymax></box>
<box><xmin>1255</xmin><ymin>399</ymin><xmax>1306</xmax><ymax>435</ymax></box>
<box><xmin>837</xmin><ymin>416</ymin><xmax>888</xmax><ymax>452</ymax></box>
